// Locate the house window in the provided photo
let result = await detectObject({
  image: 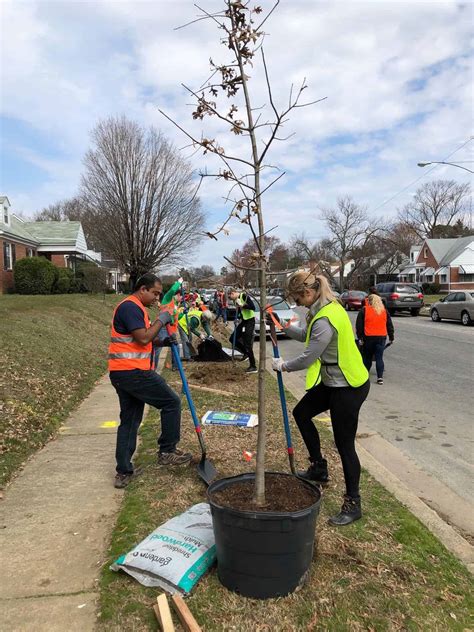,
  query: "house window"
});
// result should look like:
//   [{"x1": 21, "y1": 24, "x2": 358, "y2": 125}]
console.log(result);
[
  {"x1": 3, "y1": 206, "x2": 8, "y2": 224},
  {"x1": 26, "y1": 248, "x2": 34, "y2": 257},
  {"x1": 3, "y1": 242, "x2": 12, "y2": 270},
  {"x1": 424, "y1": 247, "x2": 428, "y2": 258},
  {"x1": 460, "y1": 274, "x2": 474, "y2": 282},
  {"x1": 440, "y1": 274, "x2": 447, "y2": 283},
  {"x1": 425, "y1": 275, "x2": 433, "y2": 282},
  {"x1": 410, "y1": 252, "x2": 414, "y2": 262},
  {"x1": 11, "y1": 244, "x2": 16, "y2": 266}
]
